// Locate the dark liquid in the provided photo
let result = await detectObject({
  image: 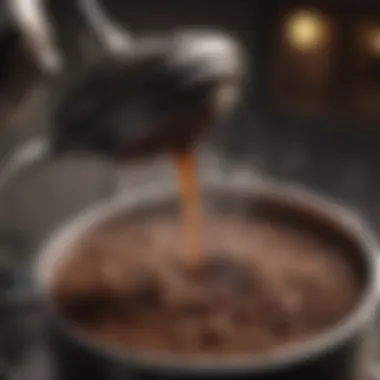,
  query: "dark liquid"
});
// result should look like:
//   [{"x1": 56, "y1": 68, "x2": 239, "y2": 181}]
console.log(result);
[{"x1": 174, "y1": 152, "x2": 202, "y2": 269}]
